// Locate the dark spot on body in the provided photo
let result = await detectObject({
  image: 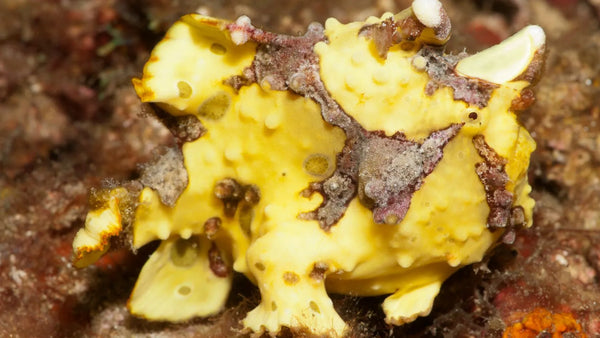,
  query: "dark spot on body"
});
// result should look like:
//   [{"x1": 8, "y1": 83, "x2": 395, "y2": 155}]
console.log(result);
[
  {"x1": 214, "y1": 178, "x2": 261, "y2": 218},
  {"x1": 309, "y1": 262, "x2": 329, "y2": 281},
  {"x1": 208, "y1": 242, "x2": 229, "y2": 278},
  {"x1": 243, "y1": 185, "x2": 261, "y2": 205},
  {"x1": 214, "y1": 178, "x2": 243, "y2": 217},
  {"x1": 204, "y1": 217, "x2": 222, "y2": 239}
]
